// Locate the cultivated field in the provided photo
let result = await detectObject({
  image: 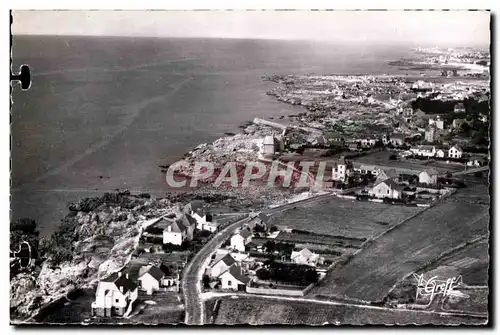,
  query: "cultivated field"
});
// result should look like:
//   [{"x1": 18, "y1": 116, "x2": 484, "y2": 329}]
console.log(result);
[
  {"x1": 310, "y1": 197, "x2": 489, "y2": 302},
  {"x1": 211, "y1": 297, "x2": 486, "y2": 325},
  {"x1": 271, "y1": 197, "x2": 422, "y2": 239}
]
